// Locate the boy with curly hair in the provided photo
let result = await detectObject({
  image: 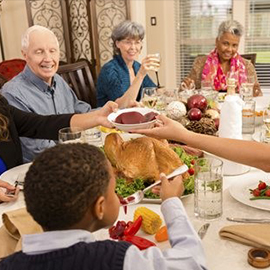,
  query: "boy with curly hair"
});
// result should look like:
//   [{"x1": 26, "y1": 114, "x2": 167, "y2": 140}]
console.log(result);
[{"x1": 0, "y1": 143, "x2": 206, "y2": 270}]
